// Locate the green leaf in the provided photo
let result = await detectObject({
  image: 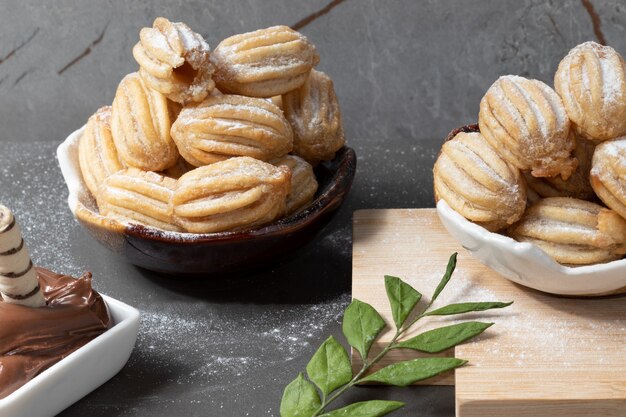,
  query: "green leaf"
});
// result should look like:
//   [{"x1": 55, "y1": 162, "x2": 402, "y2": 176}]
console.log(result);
[
  {"x1": 360, "y1": 357, "x2": 466, "y2": 387},
  {"x1": 319, "y1": 400, "x2": 405, "y2": 417},
  {"x1": 342, "y1": 299, "x2": 386, "y2": 361},
  {"x1": 424, "y1": 301, "x2": 513, "y2": 316},
  {"x1": 306, "y1": 336, "x2": 353, "y2": 396},
  {"x1": 280, "y1": 373, "x2": 322, "y2": 417},
  {"x1": 395, "y1": 322, "x2": 493, "y2": 353},
  {"x1": 429, "y1": 253, "x2": 457, "y2": 305},
  {"x1": 384, "y1": 275, "x2": 422, "y2": 329}
]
